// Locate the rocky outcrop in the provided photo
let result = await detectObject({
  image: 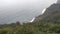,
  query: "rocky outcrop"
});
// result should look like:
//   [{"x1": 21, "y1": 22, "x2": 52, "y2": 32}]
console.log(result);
[{"x1": 33, "y1": 3, "x2": 60, "y2": 23}]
